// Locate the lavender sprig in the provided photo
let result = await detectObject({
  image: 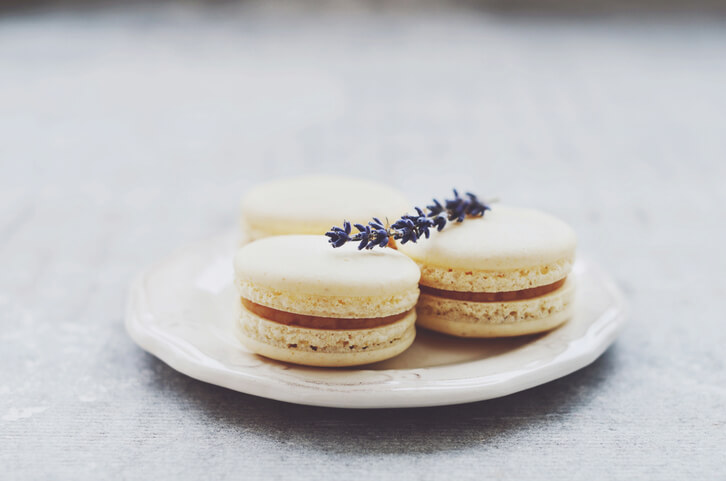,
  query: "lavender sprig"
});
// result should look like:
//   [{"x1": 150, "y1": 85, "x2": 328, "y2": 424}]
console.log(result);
[{"x1": 325, "y1": 189, "x2": 491, "y2": 250}]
